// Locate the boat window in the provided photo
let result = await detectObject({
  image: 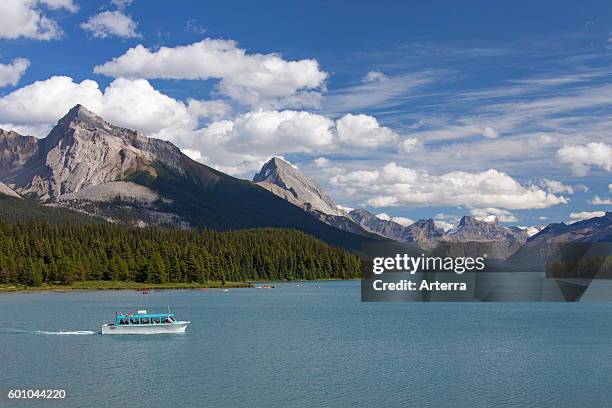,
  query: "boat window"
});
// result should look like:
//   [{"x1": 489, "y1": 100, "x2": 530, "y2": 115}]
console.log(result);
[
  {"x1": 152, "y1": 317, "x2": 161, "y2": 324},
  {"x1": 130, "y1": 318, "x2": 139, "y2": 325},
  {"x1": 119, "y1": 319, "x2": 128, "y2": 325},
  {"x1": 142, "y1": 318, "x2": 150, "y2": 324}
]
